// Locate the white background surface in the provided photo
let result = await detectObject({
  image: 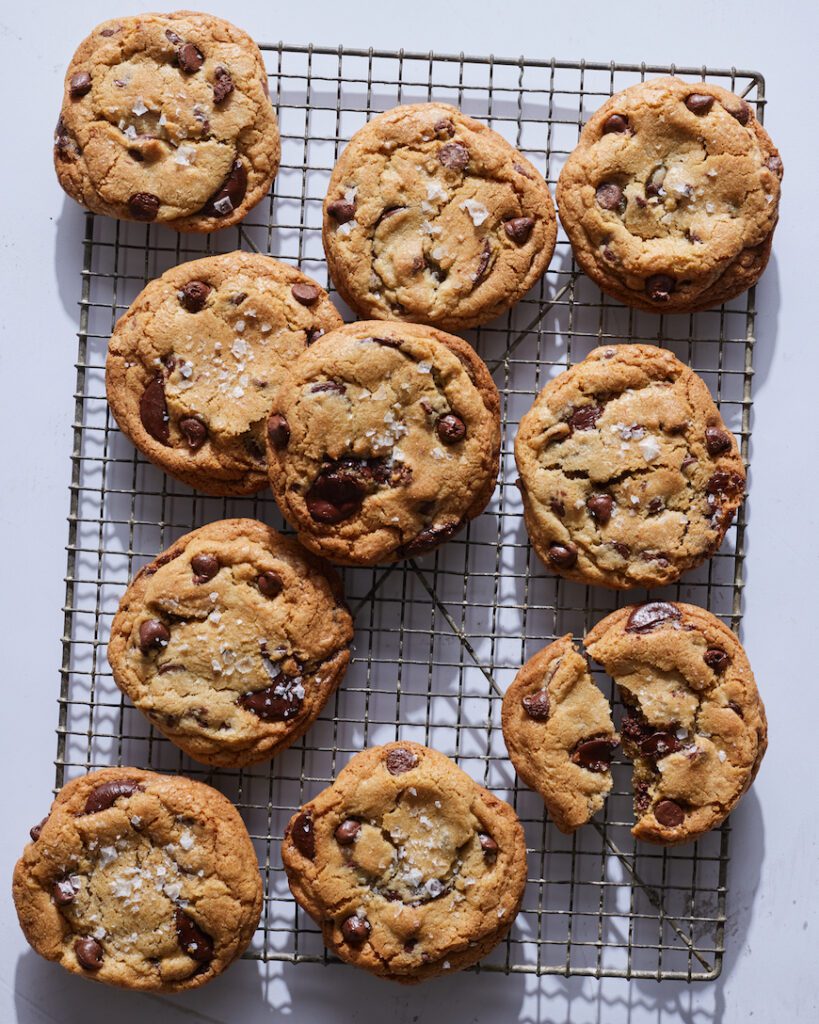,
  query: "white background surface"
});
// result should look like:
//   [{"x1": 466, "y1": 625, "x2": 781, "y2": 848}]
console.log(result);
[{"x1": 1, "y1": 2, "x2": 817, "y2": 1021}]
